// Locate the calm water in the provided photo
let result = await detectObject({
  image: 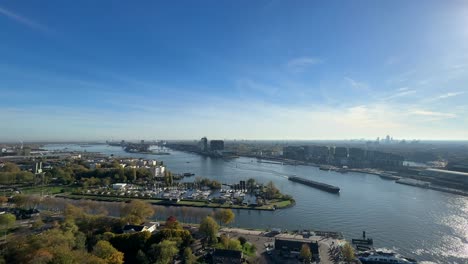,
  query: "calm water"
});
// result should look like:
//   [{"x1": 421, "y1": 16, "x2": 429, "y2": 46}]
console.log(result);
[{"x1": 46, "y1": 144, "x2": 468, "y2": 264}]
